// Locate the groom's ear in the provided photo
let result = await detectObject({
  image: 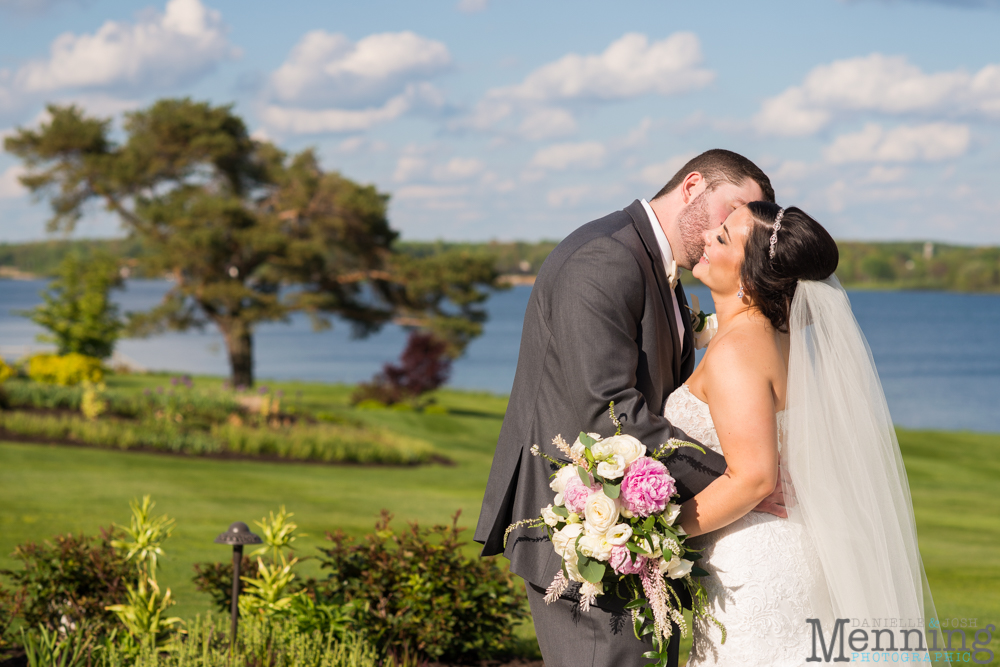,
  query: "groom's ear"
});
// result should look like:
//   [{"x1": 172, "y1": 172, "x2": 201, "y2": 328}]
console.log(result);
[{"x1": 679, "y1": 171, "x2": 707, "y2": 205}]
